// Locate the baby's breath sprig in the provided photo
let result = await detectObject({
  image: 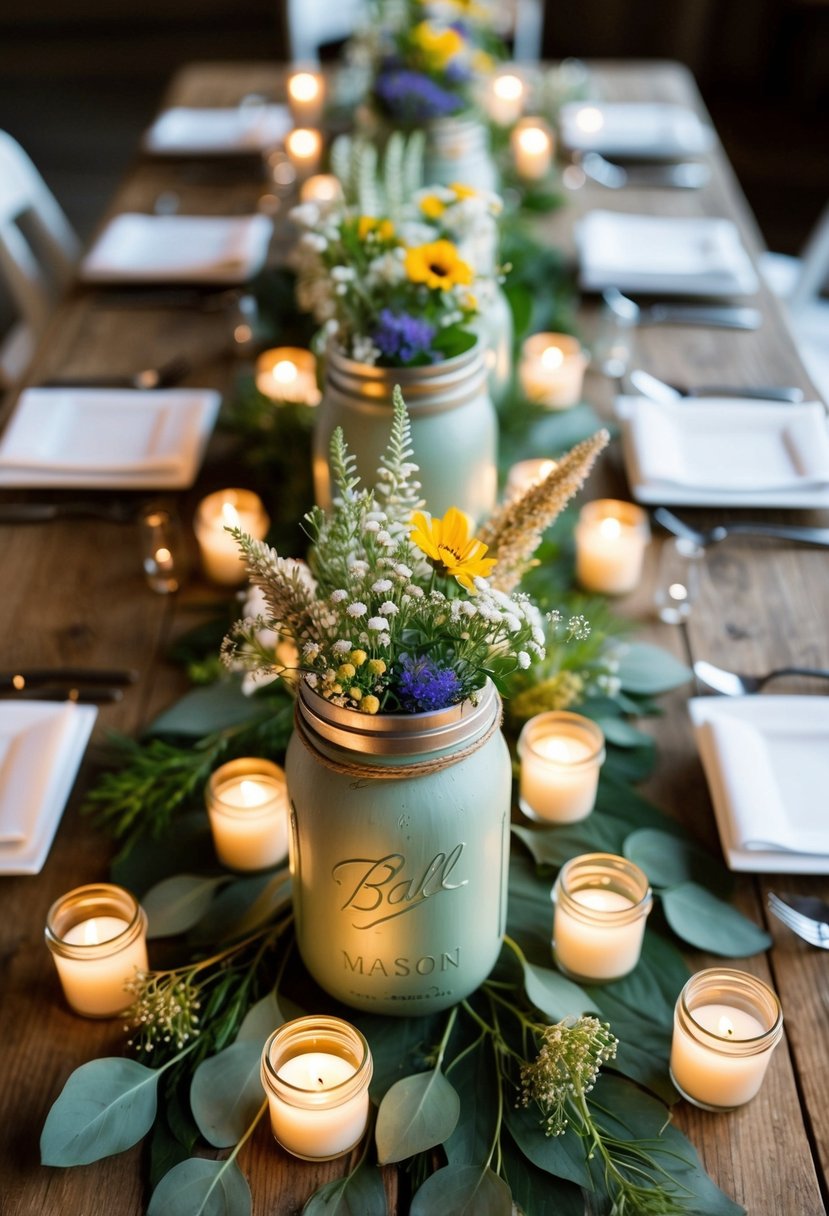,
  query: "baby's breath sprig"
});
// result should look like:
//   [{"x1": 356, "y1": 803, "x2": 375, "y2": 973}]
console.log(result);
[{"x1": 520, "y1": 1015, "x2": 618, "y2": 1137}]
